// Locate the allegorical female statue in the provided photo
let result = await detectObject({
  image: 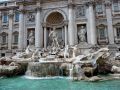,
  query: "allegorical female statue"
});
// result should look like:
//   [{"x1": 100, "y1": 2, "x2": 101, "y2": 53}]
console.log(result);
[
  {"x1": 78, "y1": 26, "x2": 86, "y2": 43},
  {"x1": 28, "y1": 30, "x2": 35, "y2": 45}
]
